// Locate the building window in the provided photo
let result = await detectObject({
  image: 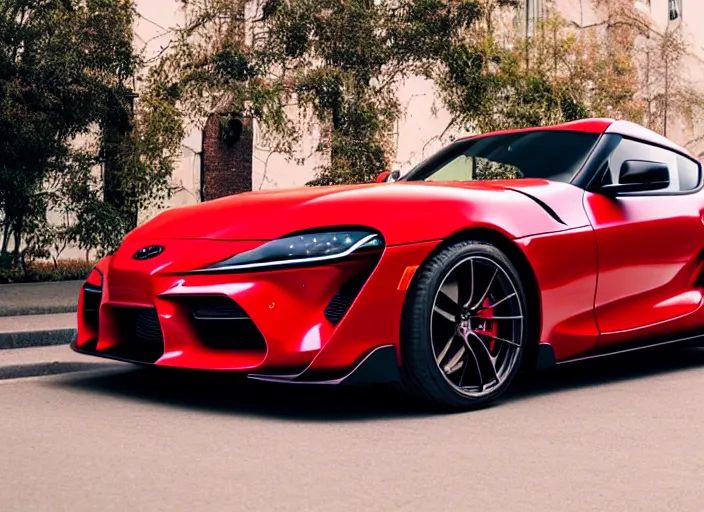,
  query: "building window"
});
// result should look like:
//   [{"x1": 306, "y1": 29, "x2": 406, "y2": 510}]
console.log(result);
[
  {"x1": 634, "y1": 0, "x2": 650, "y2": 13},
  {"x1": 515, "y1": 0, "x2": 547, "y2": 38}
]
